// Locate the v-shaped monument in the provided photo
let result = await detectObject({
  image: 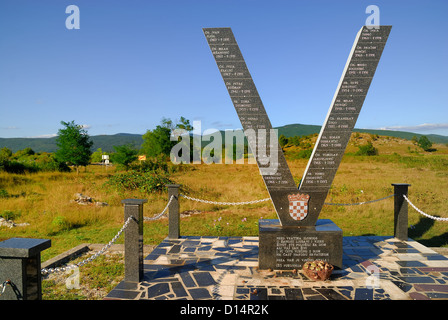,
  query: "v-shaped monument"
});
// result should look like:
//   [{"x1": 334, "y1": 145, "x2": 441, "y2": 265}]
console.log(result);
[{"x1": 204, "y1": 26, "x2": 391, "y2": 269}]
